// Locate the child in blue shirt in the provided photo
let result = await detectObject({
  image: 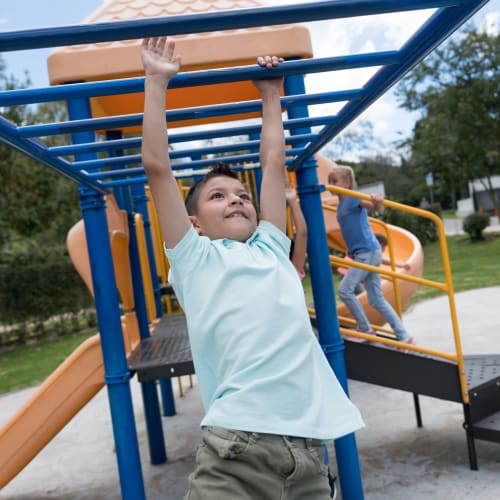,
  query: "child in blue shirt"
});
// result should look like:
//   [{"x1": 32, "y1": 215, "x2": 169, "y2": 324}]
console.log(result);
[
  {"x1": 141, "y1": 37, "x2": 363, "y2": 500},
  {"x1": 328, "y1": 165, "x2": 415, "y2": 347}
]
